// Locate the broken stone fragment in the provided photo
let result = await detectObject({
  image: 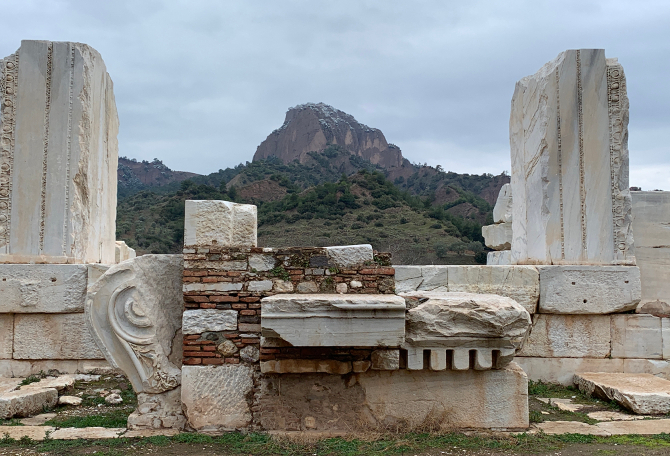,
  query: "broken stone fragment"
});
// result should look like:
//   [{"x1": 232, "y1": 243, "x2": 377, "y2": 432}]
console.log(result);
[
  {"x1": 184, "y1": 200, "x2": 257, "y2": 248},
  {"x1": 105, "y1": 393, "x2": 123, "y2": 405},
  {"x1": 0, "y1": 388, "x2": 58, "y2": 419},
  {"x1": 482, "y1": 223, "x2": 512, "y2": 251},
  {"x1": 58, "y1": 396, "x2": 82, "y2": 406},
  {"x1": 636, "y1": 300, "x2": 670, "y2": 318},
  {"x1": 492, "y1": 184, "x2": 513, "y2": 224},
  {"x1": 576, "y1": 373, "x2": 670, "y2": 415}
]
